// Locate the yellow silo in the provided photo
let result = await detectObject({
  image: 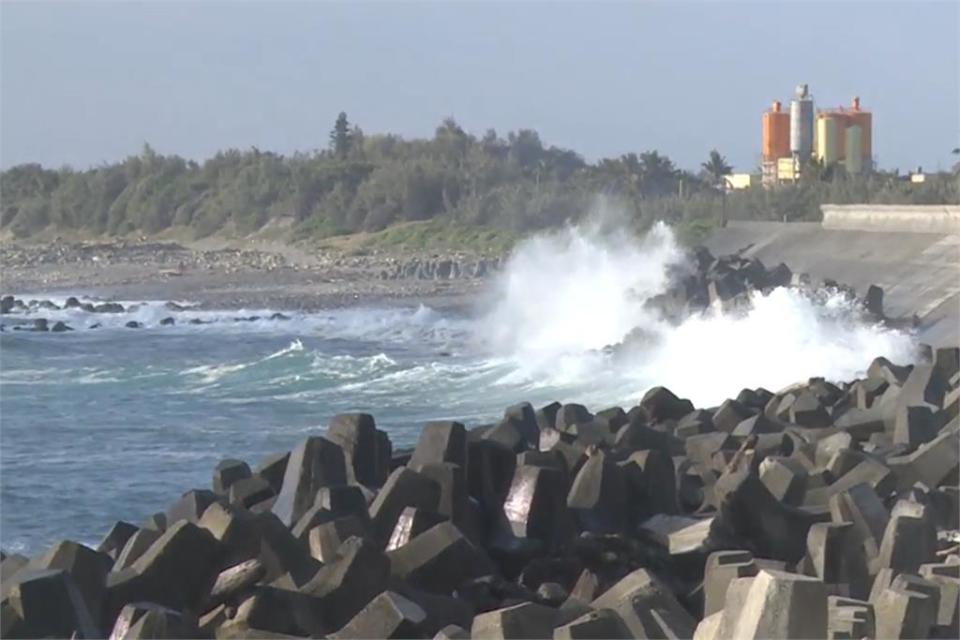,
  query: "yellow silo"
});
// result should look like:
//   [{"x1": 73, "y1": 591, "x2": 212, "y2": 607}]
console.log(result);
[
  {"x1": 816, "y1": 114, "x2": 842, "y2": 166},
  {"x1": 845, "y1": 125, "x2": 863, "y2": 174}
]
